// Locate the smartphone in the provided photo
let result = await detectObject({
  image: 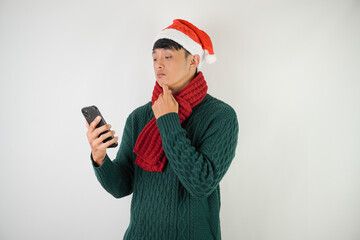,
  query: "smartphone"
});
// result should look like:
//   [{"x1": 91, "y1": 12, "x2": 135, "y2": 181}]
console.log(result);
[{"x1": 81, "y1": 105, "x2": 118, "y2": 148}]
